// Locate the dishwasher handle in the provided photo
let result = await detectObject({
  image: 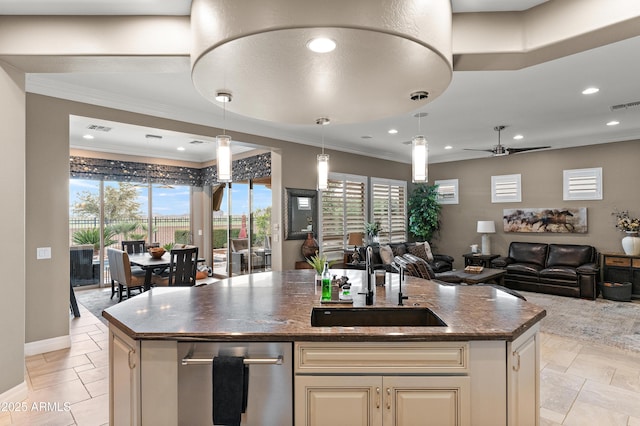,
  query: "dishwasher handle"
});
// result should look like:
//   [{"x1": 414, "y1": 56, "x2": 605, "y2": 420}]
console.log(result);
[{"x1": 181, "y1": 355, "x2": 284, "y2": 366}]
